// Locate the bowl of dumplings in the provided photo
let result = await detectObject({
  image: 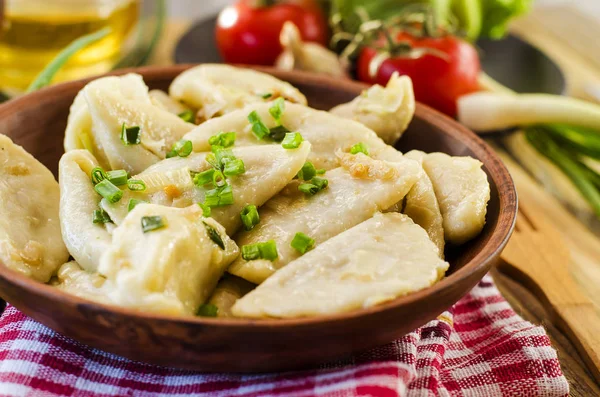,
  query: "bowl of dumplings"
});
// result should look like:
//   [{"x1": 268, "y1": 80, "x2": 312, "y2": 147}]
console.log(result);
[{"x1": 0, "y1": 64, "x2": 516, "y2": 372}]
